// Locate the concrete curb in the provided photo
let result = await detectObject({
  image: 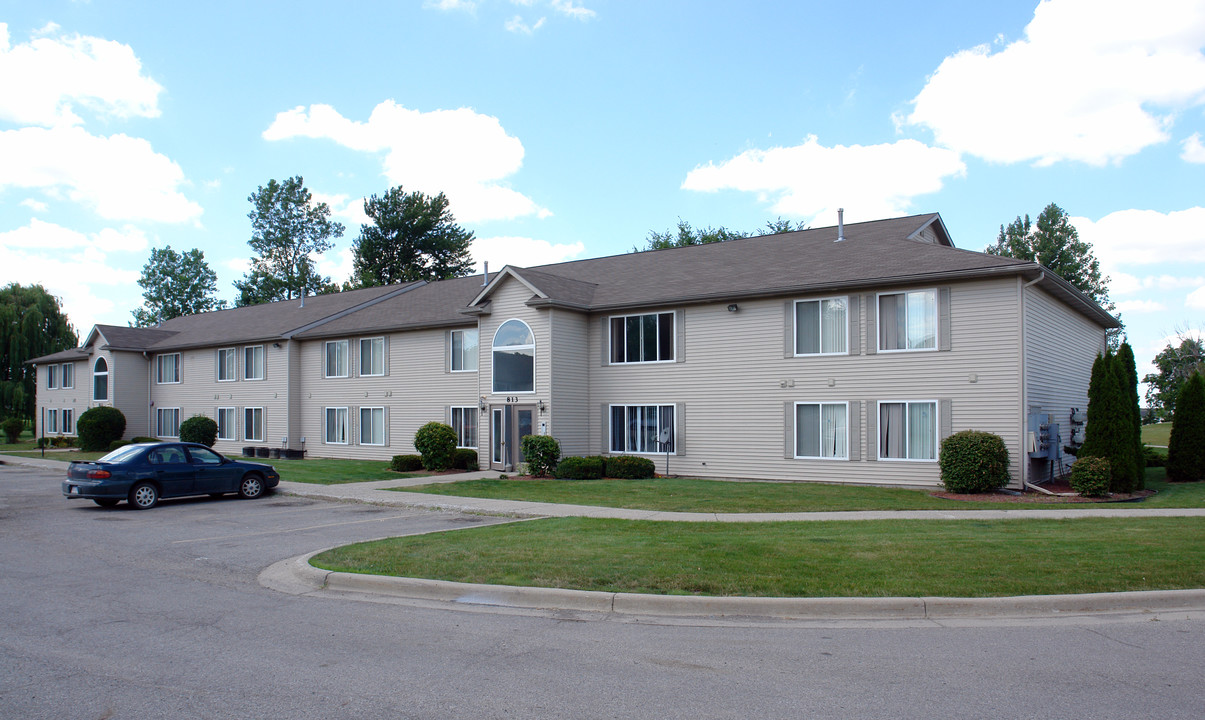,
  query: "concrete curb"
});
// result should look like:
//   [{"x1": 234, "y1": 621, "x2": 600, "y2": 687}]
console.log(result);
[{"x1": 261, "y1": 553, "x2": 1205, "y2": 620}]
